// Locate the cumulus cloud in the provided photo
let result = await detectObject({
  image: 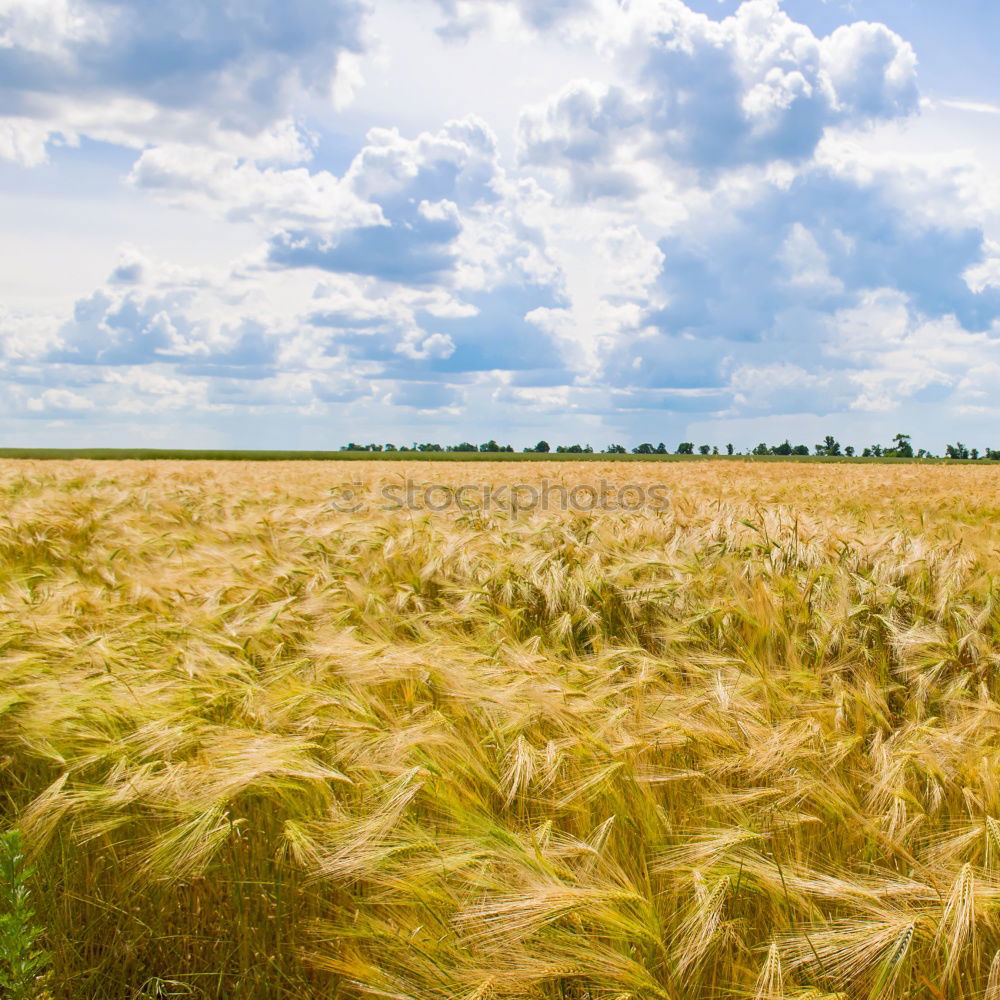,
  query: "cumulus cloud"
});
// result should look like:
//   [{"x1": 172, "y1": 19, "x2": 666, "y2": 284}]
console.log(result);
[
  {"x1": 578, "y1": 128, "x2": 1000, "y2": 432},
  {"x1": 304, "y1": 271, "x2": 565, "y2": 377},
  {"x1": 0, "y1": 116, "x2": 66, "y2": 166},
  {"x1": 269, "y1": 203, "x2": 462, "y2": 283},
  {"x1": 264, "y1": 117, "x2": 561, "y2": 298},
  {"x1": 264, "y1": 119, "x2": 502, "y2": 281},
  {"x1": 17, "y1": 108, "x2": 564, "y2": 398},
  {"x1": 129, "y1": 147, "x2": 383, "y2": 229},
  {"x1": 2, "y1": 222, "x2": 569, "y2": 428},
  {"x1": 517, "y1": 81, "x2": 647, "y2": 200},
  {"x1": 395, "y1": 331, "x2": 456, "y2": 361},
  {"x1": 826, "y1": 293, "x2": 1000, "y2": 415},
  {"x1": 25, "y1": 387, "x2": 95, "y2": 414},
  {"x1": 822, "y1": 21, "x2": 919, "y2": 120},
  {"x1": 32, "y1": 254, "x2": 289, "y2": 375},
  {"x1": 0, "y1": 0, "x2": 368, "y2": 162},
  {"x1": 518, "y1": 0, "x2": 919, "y2": 190}
]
